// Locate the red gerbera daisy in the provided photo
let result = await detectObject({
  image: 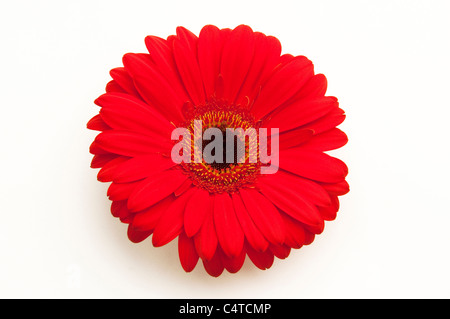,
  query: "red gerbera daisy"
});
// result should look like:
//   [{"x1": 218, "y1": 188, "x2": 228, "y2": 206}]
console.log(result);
[{"x1": 87, "y1": 24, "x2": 349, "y2": 277}]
